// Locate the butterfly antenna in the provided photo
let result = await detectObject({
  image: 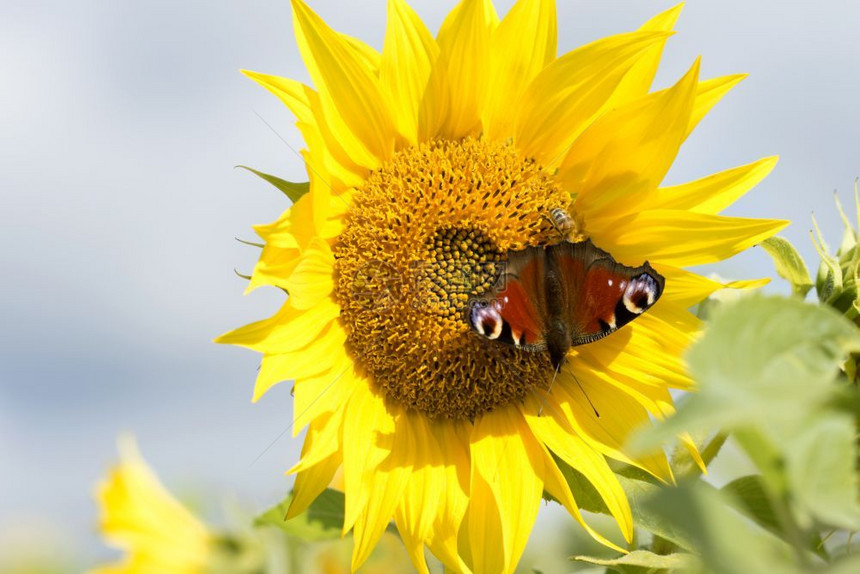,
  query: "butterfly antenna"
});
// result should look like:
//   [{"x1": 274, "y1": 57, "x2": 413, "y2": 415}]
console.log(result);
[
  {"x1": 537, "y1": 362, "x2": 561, "y2": 417},
  {"x1": 570, "y1": 369, "x2": 600, "y2": 418}
]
